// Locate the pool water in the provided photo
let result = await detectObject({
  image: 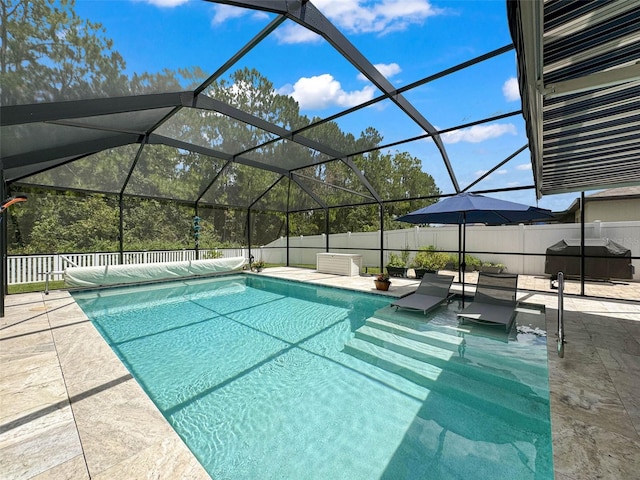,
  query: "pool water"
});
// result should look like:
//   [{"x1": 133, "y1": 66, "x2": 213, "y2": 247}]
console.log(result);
[{"x1": 73, "y1": 274, "x2": 554, "y2": 479}]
